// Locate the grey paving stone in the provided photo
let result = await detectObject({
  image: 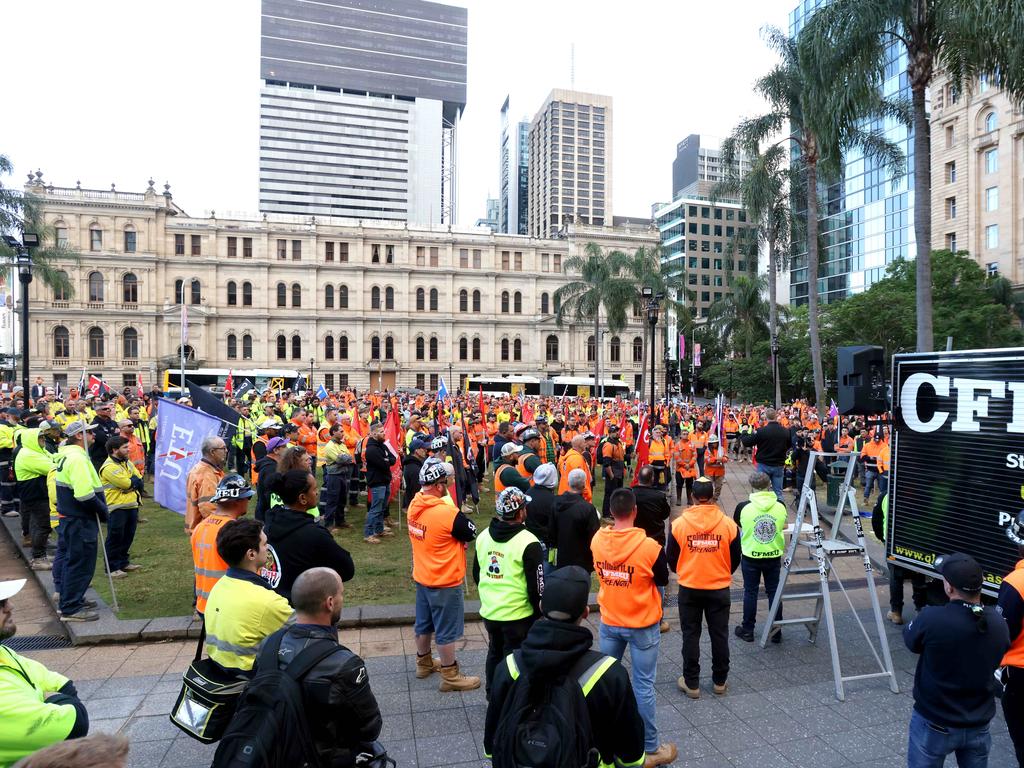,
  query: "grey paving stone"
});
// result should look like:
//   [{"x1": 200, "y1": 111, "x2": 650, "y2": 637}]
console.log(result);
[
  {"x1": 742, "y1": 712, "x2": 822, "y2": 744},
  {"x1": 379, "y1": 712, "x2": 413, "y2": 744},
  {"x1": 773, "y1": 736, "x2": 852, "y2": 768},
  {"x1": 417, "y1": 732, "x2": 478, "y2": 766},
  {"x1": 726, "y1": 746, "x2": 794, "y2": 767},
  {"x1": 376, "y1": 691, "x2": 413, "y2": 715},
  {"x1": 365, "y1": 654, "x2": 409, "y2": 674},
  {"x1": 126, "y1": 738, "x2": 173, "y2": 768},
  {"x1": 382, "y1": 738, "x2": 417, "y2": 768},
  {"x1": 82, "y1": 693, "x2": 144, "y2": 720},
  {"x1": 413, "y1": 707, "x2": 470, "y2": 737},
  {"x1": 370, "y1": 672, "x2": 411, "y2": 693},
  {"x1": 820, "y1": 728, "x2": 902, "y2": 763},
  {"x1": 410, "y1": 687, "x2": 471, "y2": 712},
  {"x1": 134, "y1": 692, "x2": 176, "y2": 718},
  {"x1": 675, "y1": 755, "x2": 731, "y2": 768},
  {"x1": 160, "y1": 735, "x2": 216, "y2": 767},
  {"x1": 91, "y1": 674, "x2": 161, "y2": 699},
  {"x1": 697, "y1": 719, "x2": 771, "y2": 755},
  {"x1": 721, "y1": 690, "x2": 775, "y2": 720},
  {"x1": 122, "y1": 714, "x2": 182, "y2": 743},
  {"x1": 140, "y1": 615, "x2": 194, "y2": 641},
  {"x1": 88, "y1": 717, "x2": 127, "y2": 734},
  {"x1": 657, "y1": 727, "x2": 719, "y2": 760}
]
